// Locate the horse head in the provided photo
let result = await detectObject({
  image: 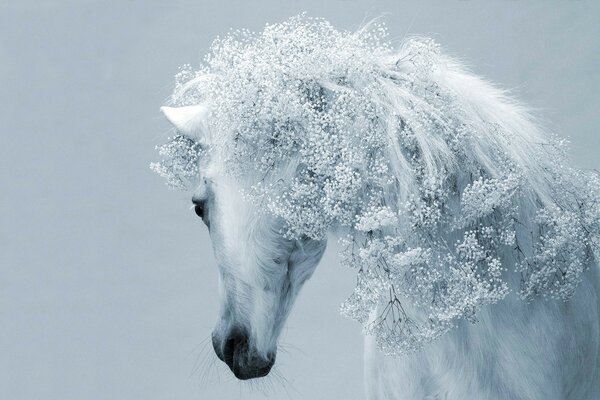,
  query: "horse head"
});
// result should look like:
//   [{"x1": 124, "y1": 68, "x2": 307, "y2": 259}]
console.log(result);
[{"x1": 161, "y1": 105, "x2": 327, "y2": 380}]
